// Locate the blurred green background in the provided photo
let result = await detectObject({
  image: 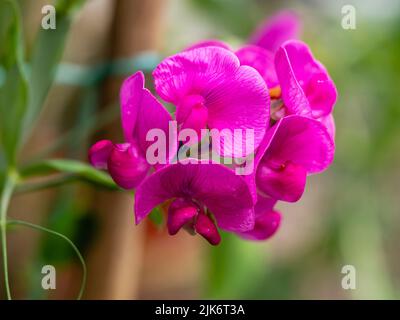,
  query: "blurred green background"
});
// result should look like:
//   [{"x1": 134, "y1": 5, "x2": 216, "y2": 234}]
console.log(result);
[{"x1": 1, "y1": 0, "x2": 400, "y2": 300}]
